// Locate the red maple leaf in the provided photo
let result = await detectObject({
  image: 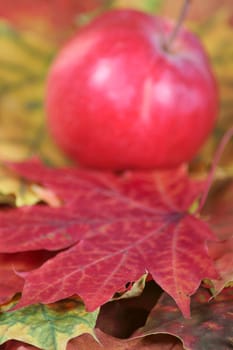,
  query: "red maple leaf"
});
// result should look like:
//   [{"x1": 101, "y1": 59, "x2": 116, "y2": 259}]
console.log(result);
[{"x1": 0, "y1": 159, "x2": 218, "y2": 317}]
